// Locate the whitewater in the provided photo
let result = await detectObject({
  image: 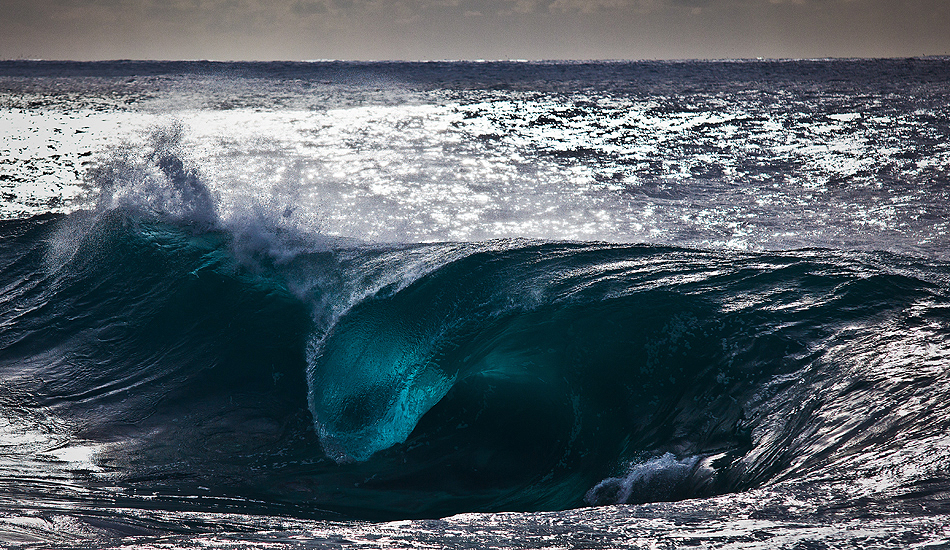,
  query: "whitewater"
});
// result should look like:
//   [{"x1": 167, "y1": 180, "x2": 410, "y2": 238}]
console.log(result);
[{"x1": 1, "y1": 58, "x2": 950, "y2": 548}]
